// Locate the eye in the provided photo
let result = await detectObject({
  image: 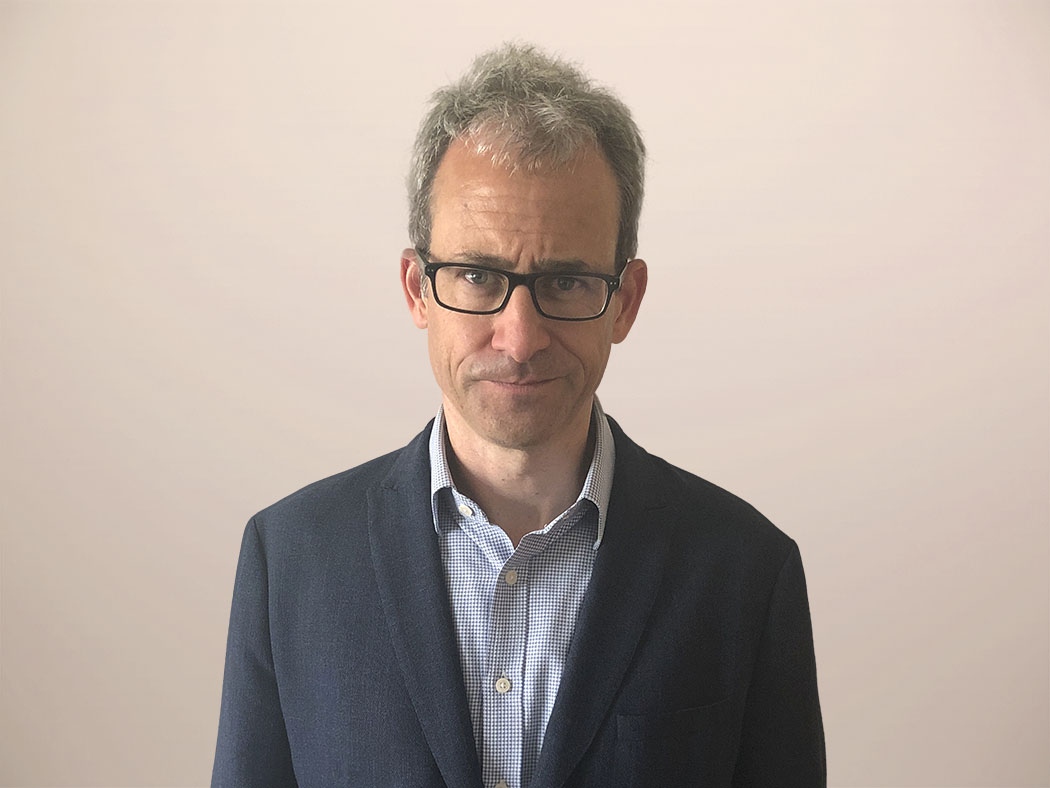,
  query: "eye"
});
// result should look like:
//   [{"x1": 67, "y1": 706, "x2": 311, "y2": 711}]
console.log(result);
[
  {"x1": 553, "y1": 276, "x2": 582, "y2": 292},
  {"x1": 462, "y1": 269, "x2": 490, "y2": 286}
]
